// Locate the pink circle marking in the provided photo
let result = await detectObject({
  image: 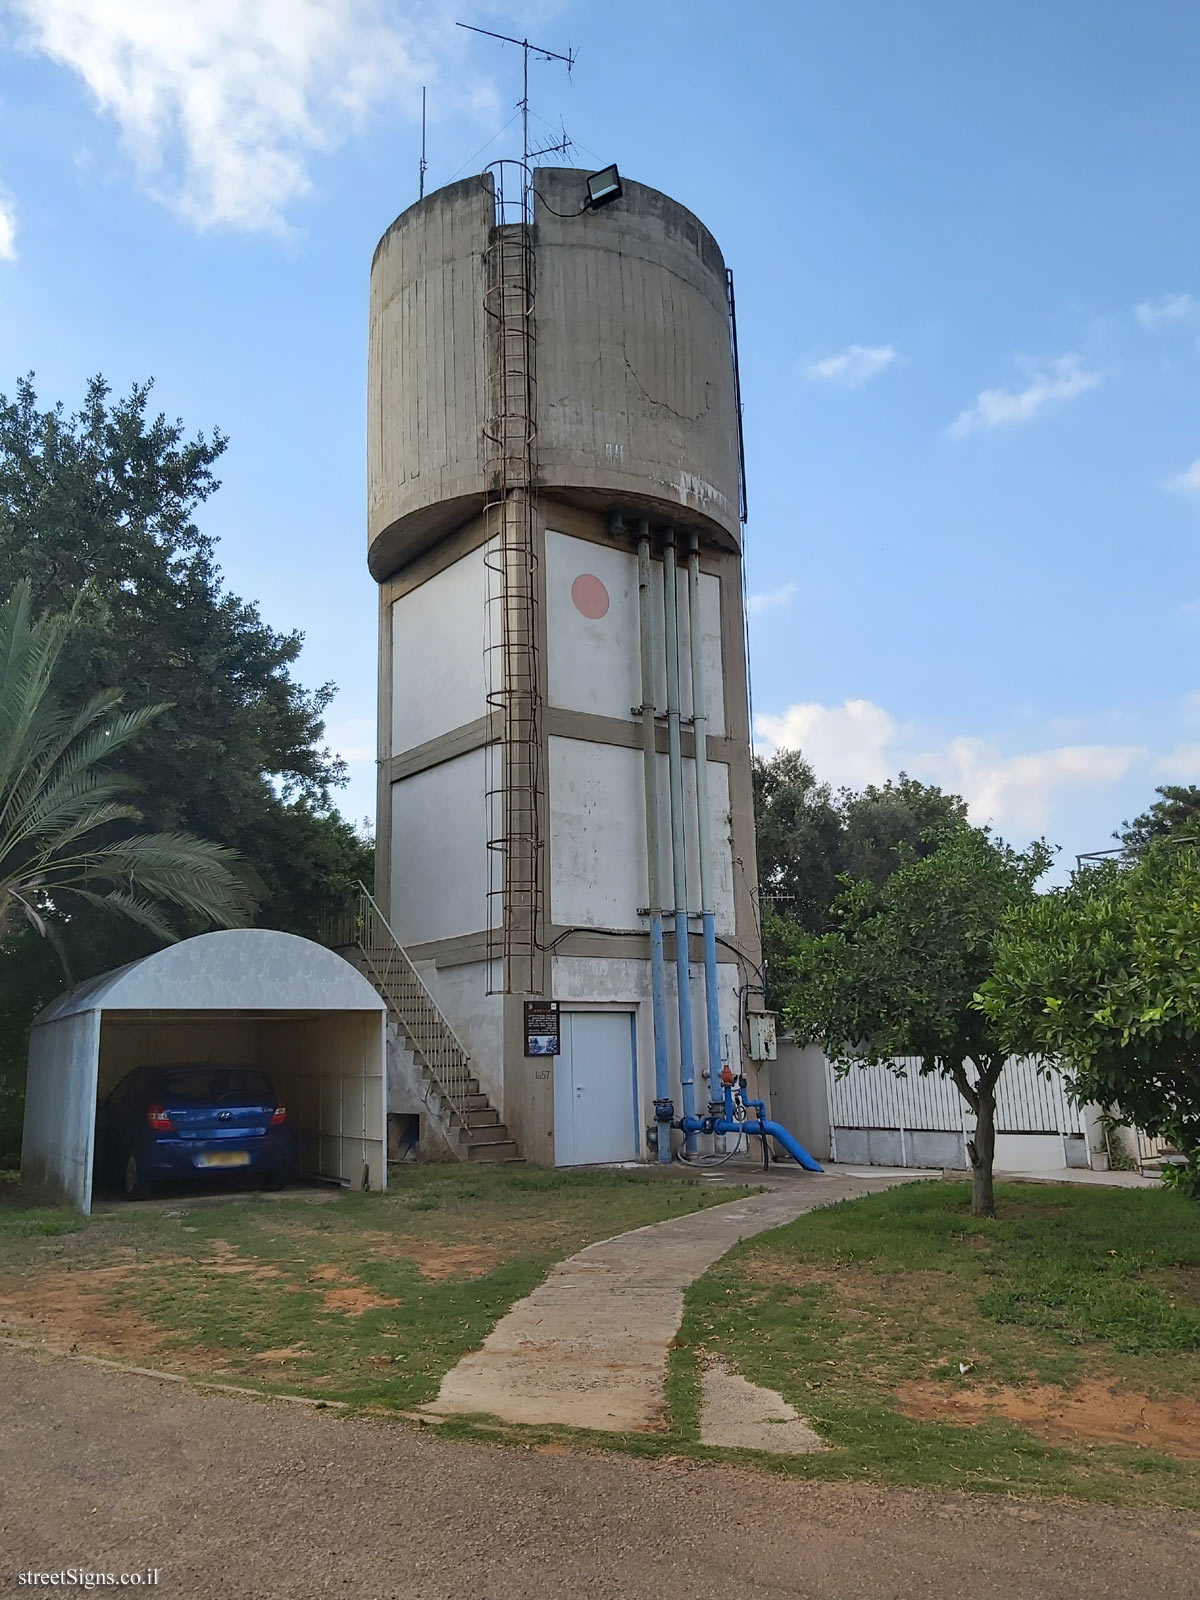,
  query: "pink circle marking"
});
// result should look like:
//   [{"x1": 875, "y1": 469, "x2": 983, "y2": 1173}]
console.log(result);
[{"x1": 571, "y1": 573, "x2": 610, "y2": 620}]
